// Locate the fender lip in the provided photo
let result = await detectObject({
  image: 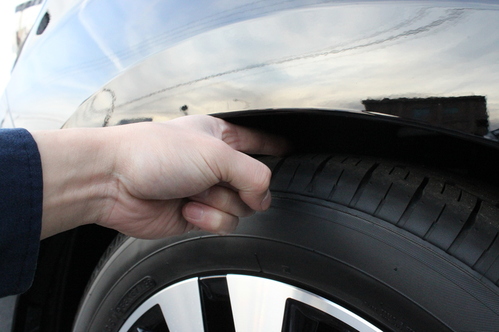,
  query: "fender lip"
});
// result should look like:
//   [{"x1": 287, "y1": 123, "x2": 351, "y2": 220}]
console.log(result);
[
  {"x1": 213, "y1": 108, "x2": 499, "y2": 148},
  {"x1": 62, "y1": 93, "x2": 499, "y2": 147},
  {"x1": 211, "y1": 107, "x2": 499, "y2": 187}
]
